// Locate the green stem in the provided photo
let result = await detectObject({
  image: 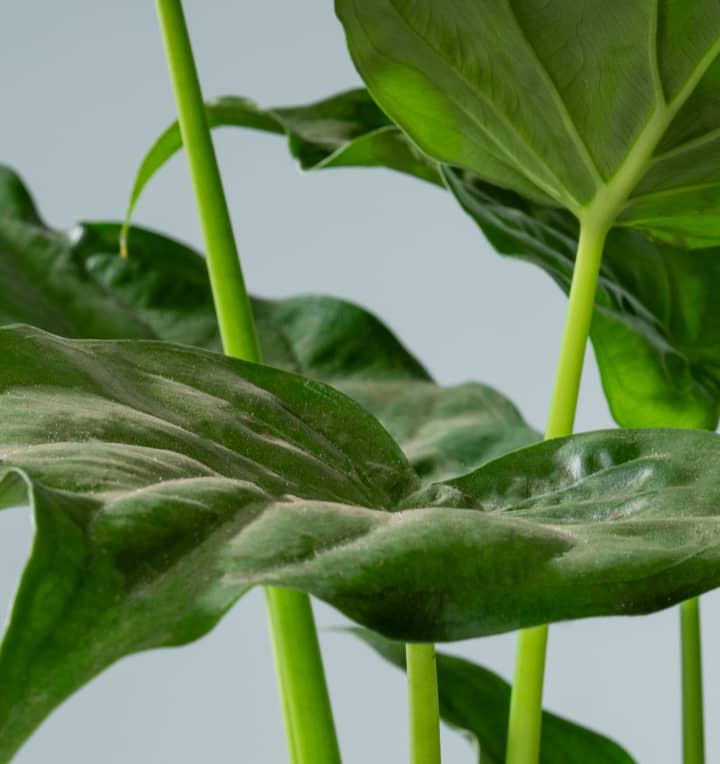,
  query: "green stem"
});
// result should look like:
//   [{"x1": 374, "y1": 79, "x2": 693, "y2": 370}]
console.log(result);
[
  {"x1": 505, "y1": 626, "x2": 548, "y2": 764},
  {"x1": 407, "y1": 643, "x2": 442, "y2": 764},
  {"x1": 505, "y1": 218, "x2": 608, "y2": 764},
  {"x1": 680, "y1": 598, "x2": 705, "y2": 764},
  {"x1": 154, "y1": 0, "x2": 259, "y2": 363},
  {"x1": 266, "y1": 589, "x2": 342, "y2": 764},
  {"x1": 154, "y1": 3, "x2": 340, "y2": 763}
]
